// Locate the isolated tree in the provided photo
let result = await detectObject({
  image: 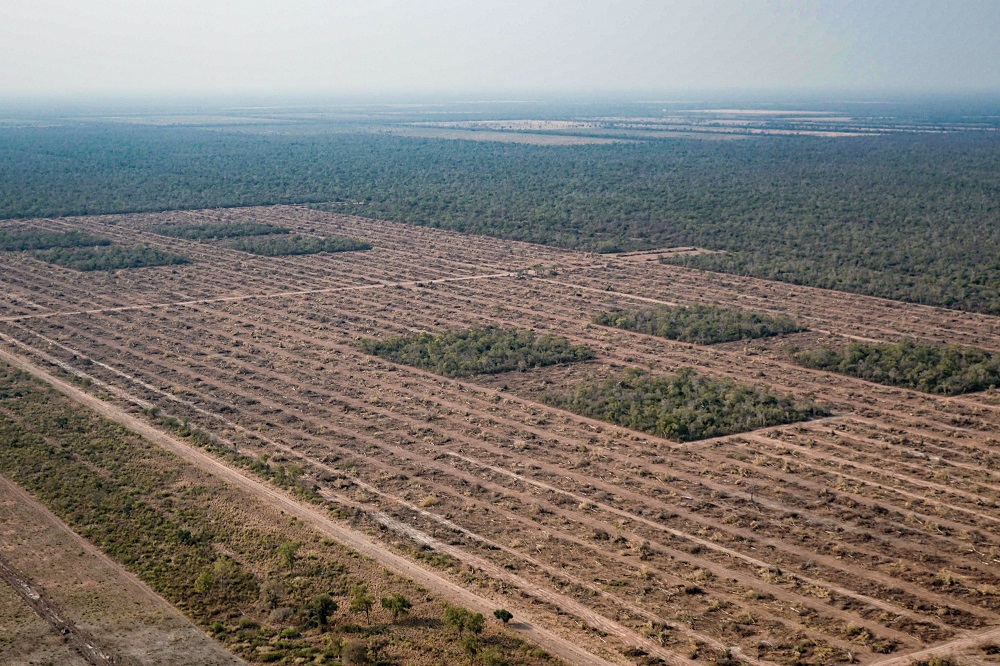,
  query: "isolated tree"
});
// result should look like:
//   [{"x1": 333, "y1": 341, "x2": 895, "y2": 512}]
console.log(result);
[
  {"x1": 493, "y1": 608, "x2": 513, "y2": 624},
  {"x1": 380, "y1": 593, "x2": 412, "y2": 622},
  {"x1": 259, "y1": 579, "x2": 285, "y2": 610},
  {"x1": 349, "y1": 584, "x2": 375, "y2": 625},
  {"x1": 310, "y1": 593, "x2": 338, "y2": 630},
  {"x1": 277, "y1": 540, "x2": 300, "y2": 567}
]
